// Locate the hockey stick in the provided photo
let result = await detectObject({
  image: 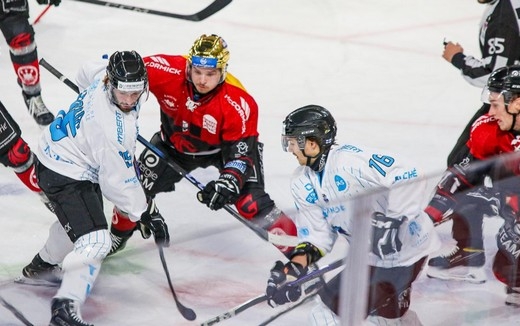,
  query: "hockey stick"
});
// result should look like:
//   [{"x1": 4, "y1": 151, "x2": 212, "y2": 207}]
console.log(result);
[
  {"x1": 258, "y1": 292, "x2": 318, "y2": 326},
  {"x1": 137, "y1": 134, "x2": 299, "y2": 248},
  {"x1": 38, "y1": 58, "x2": 299, "y2": 249},
  {"x1": 70, "y1": 0, "x2": 232, "y2": 21},
  {"x1": 158, "y1": 246, "x2": 196, "y2": 321},
  {"x1": 33, "y1": 4, "x2": 52, "y2": 25},
  {"x1": 200, "y1": 259, "x2": 344, "y2": 326},
  {"x1": 38, "y1": 58, "x2": 196, "y2": 321},
  {"x1": 0, "y1": 296, "x2": 34, "y2": 326}
]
